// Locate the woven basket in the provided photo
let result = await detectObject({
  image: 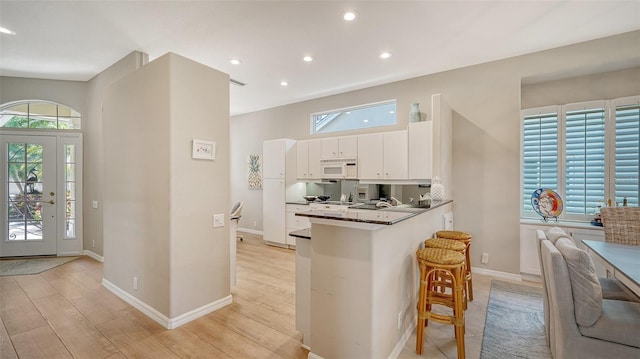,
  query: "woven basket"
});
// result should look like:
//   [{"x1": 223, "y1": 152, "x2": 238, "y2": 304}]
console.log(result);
[{"x1": 600, "y1": 207, "x2": 640, "y2": 245}]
